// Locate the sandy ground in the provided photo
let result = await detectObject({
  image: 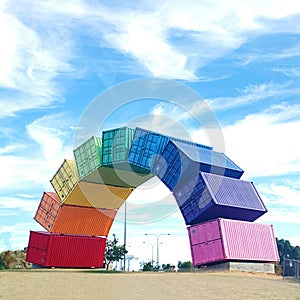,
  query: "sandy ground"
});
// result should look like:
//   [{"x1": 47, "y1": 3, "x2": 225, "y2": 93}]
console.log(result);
[{"x1": 0, "y1": 269, "x2": 299, "y2": 300}]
